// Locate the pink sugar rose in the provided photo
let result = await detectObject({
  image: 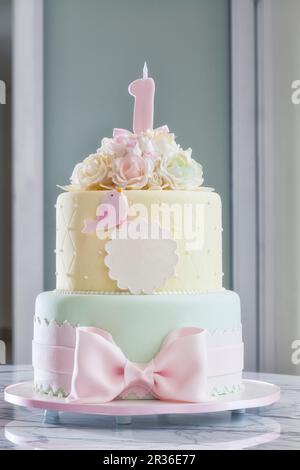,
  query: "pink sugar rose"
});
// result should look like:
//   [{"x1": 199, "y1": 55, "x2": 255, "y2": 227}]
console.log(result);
[
  {"x1": 113, "y1": 134, "x2": 138, "y2": 157},
  {"x1": 112, "y1": 154, "x2": 152, "y2": 189}
]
